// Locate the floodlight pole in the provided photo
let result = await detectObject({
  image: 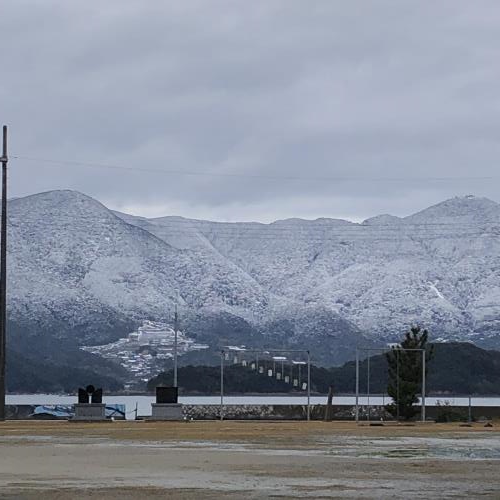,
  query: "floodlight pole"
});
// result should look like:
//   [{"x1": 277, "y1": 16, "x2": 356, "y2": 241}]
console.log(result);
[
  {"x1": 421, "y1": 350, "x2": 426, "y2": 422},
  {"x1": 357, "y1": 346, "x2": 425, "y2": 424},
  {"x1": 0, "y1": 125, "x2": 7, "y2": 422},
  {"x1": 355, "y1": 349, "x2": 359, "y2": 423},
  {"x1": 219, "y1": 347, "x2": 310, "y2": 420},
  {"x1": 306, "y1": 350, "x2": 311, "y2": 421},
  {"x1": 367, "y1": 354, "x2": 371, "y2": 421},
  {"x1": 396, "y1": 349, "x2": 400, "y2": 422},
  {"x1": 220, "y1": 350, "x2": 224, "y2": 421},
  {"x1": 173, "y1": 302, "x2": 178, "y2": 387}
]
